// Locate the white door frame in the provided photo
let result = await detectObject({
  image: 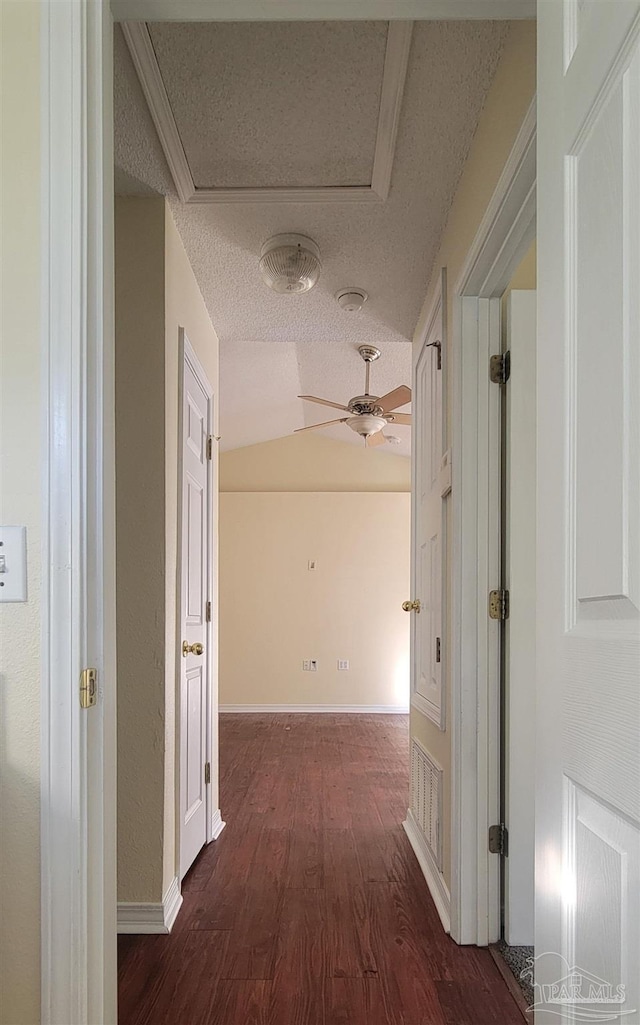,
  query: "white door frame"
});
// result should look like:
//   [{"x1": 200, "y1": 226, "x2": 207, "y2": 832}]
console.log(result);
[
  {"x1": 177, "y1": 331, "x2": 219, "y2": 873},
  {"x1": 448, "y1": 98, "x2": 536, "y2": 946},
  {"x1": 40, "y1": 1, "x2": 116, "y2": 1022}
]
